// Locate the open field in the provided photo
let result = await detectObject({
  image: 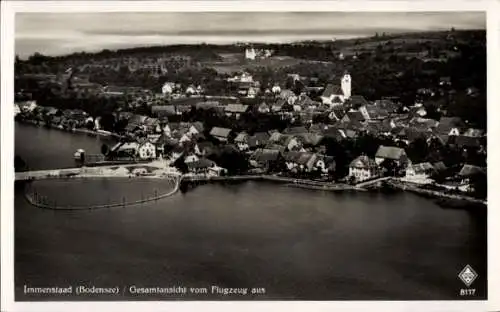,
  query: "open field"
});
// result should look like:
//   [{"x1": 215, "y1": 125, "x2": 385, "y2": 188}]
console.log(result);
[{"x1": 206, "y1": 55, "x2": 314, "y2": 74}]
